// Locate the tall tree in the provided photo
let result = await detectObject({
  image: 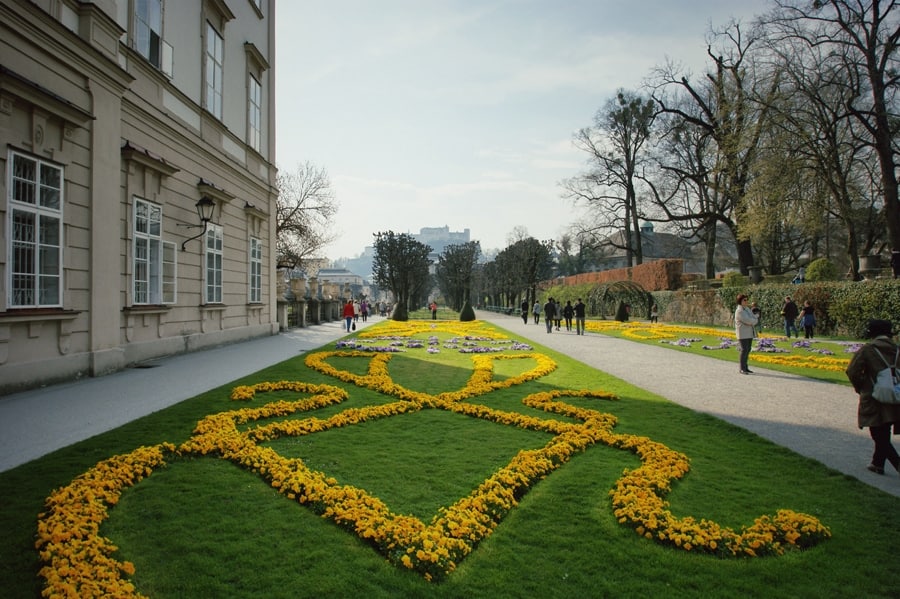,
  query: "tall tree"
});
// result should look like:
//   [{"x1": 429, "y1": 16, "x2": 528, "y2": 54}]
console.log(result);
[
  {"x1": 651, "y1": 22, "x2": 775, "y2": 274},
  {"x1": 769, "y1": 0, "x2": 900, "y2": 255},
  {"x1": 435, "y1": 241, "x2": 481, "y2": 312},
  {"x1": 371, "y1": 231, "x2": 432, "y2": 321},
  {"x1": 755, "y1": 28, "x2": 884, "y2": 277},
  {"x1": 275, "y1": 162, "x2": 338, "y2": 269},
  {"x1": 504, "y1": 236, "x2": 555, "y2": 305},
  {"x1": 564, "y1": 90, "x2": 656, "y2": 266}
]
